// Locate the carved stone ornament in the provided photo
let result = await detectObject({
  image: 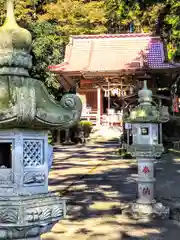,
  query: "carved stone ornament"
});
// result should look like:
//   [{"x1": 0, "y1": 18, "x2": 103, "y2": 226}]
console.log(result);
[
  {"x1": 0, "y1": 208, "x2": 18, "y2": 223},
  {"x1": 0, "y1": 193, "x2": 65, "y2": 239},
  {"x1": 0, "y1": 171, "x2": 13, "y2": 184},
  {"x1": 25, "y1": 206, "x2": 63, "y2": 222},
  {"x1": 24, "y1": 172, "x2": 46, "y2": 184},
  {"x1": 23, "y1": 139, "x2": 44, "y2": 167}
]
